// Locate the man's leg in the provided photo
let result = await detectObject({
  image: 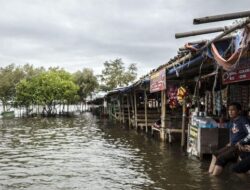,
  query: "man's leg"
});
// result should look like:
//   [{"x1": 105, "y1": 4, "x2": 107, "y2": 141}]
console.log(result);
[
  {"x1": 209, "y1": 146, "x2": 232, "y2": 174},
  {"x1": 209, "y1": 155, "x2": 217, "y2": 173},
  {"x1": 212, "y1": 165, "x2": 223, "y2": 176},
  {"x1": 212, "y1": 146, "x2": 239, "y2": 176}
]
